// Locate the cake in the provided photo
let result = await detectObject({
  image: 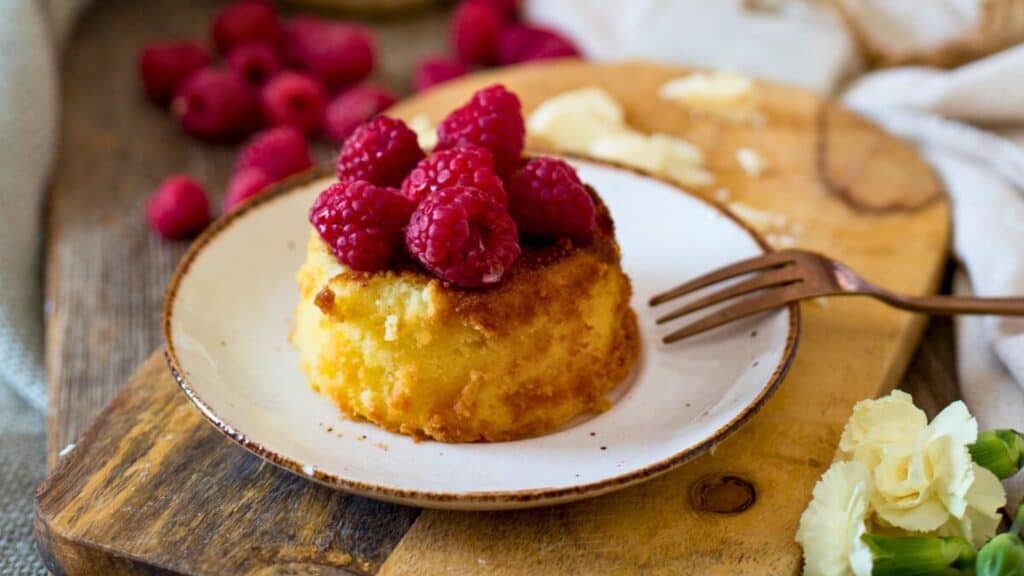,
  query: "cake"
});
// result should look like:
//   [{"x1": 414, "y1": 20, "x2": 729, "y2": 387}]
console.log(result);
[{"x1": 292, "y1": 84, "x2": 639, "y2": 442}]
